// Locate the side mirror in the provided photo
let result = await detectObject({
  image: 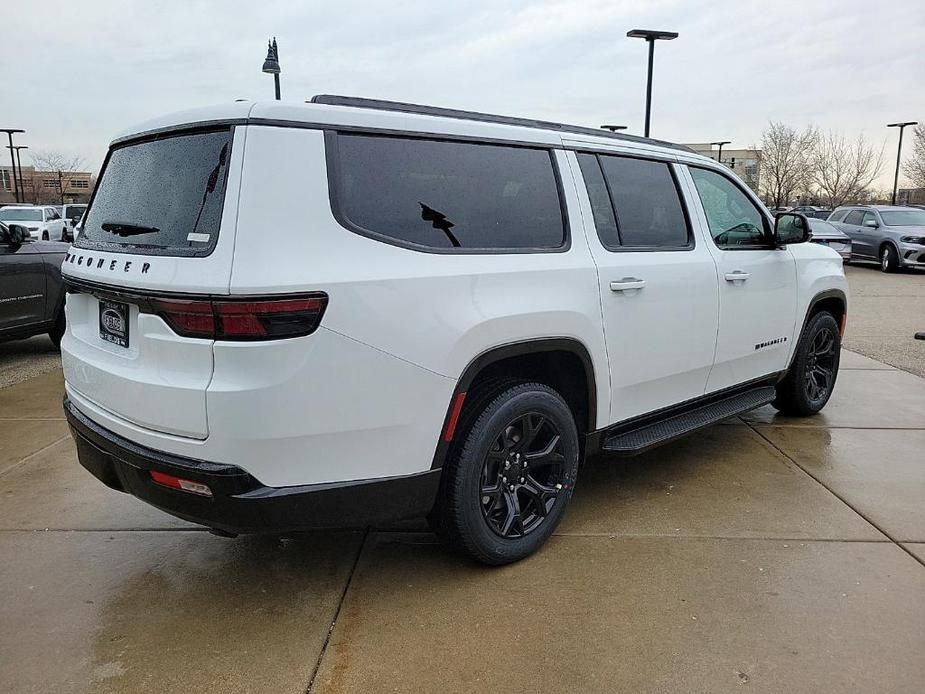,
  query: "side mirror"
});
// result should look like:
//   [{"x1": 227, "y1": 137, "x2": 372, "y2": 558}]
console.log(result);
[
  {"x1": 774, "y1": 213, "x2": 810, "y2": 245},
  {"x1": 7, "y1": 224, "x2": 29, "y2": 245},
  {"x1": 863, "y1": 219, "x2": 879, "y2": 228}
]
